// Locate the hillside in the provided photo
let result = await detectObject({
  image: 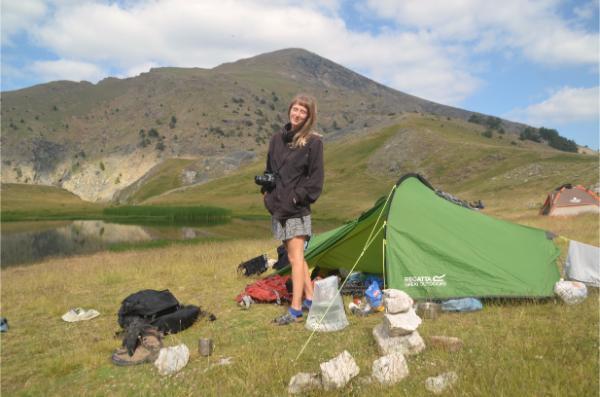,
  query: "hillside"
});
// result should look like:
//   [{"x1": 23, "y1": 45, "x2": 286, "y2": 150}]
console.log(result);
[
  {"x1": 1, "y1": 48, "x2": 556, "y2": 203},
  {"x1": 145, "y1": 114, "x2": 598, "y2": 222}
]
